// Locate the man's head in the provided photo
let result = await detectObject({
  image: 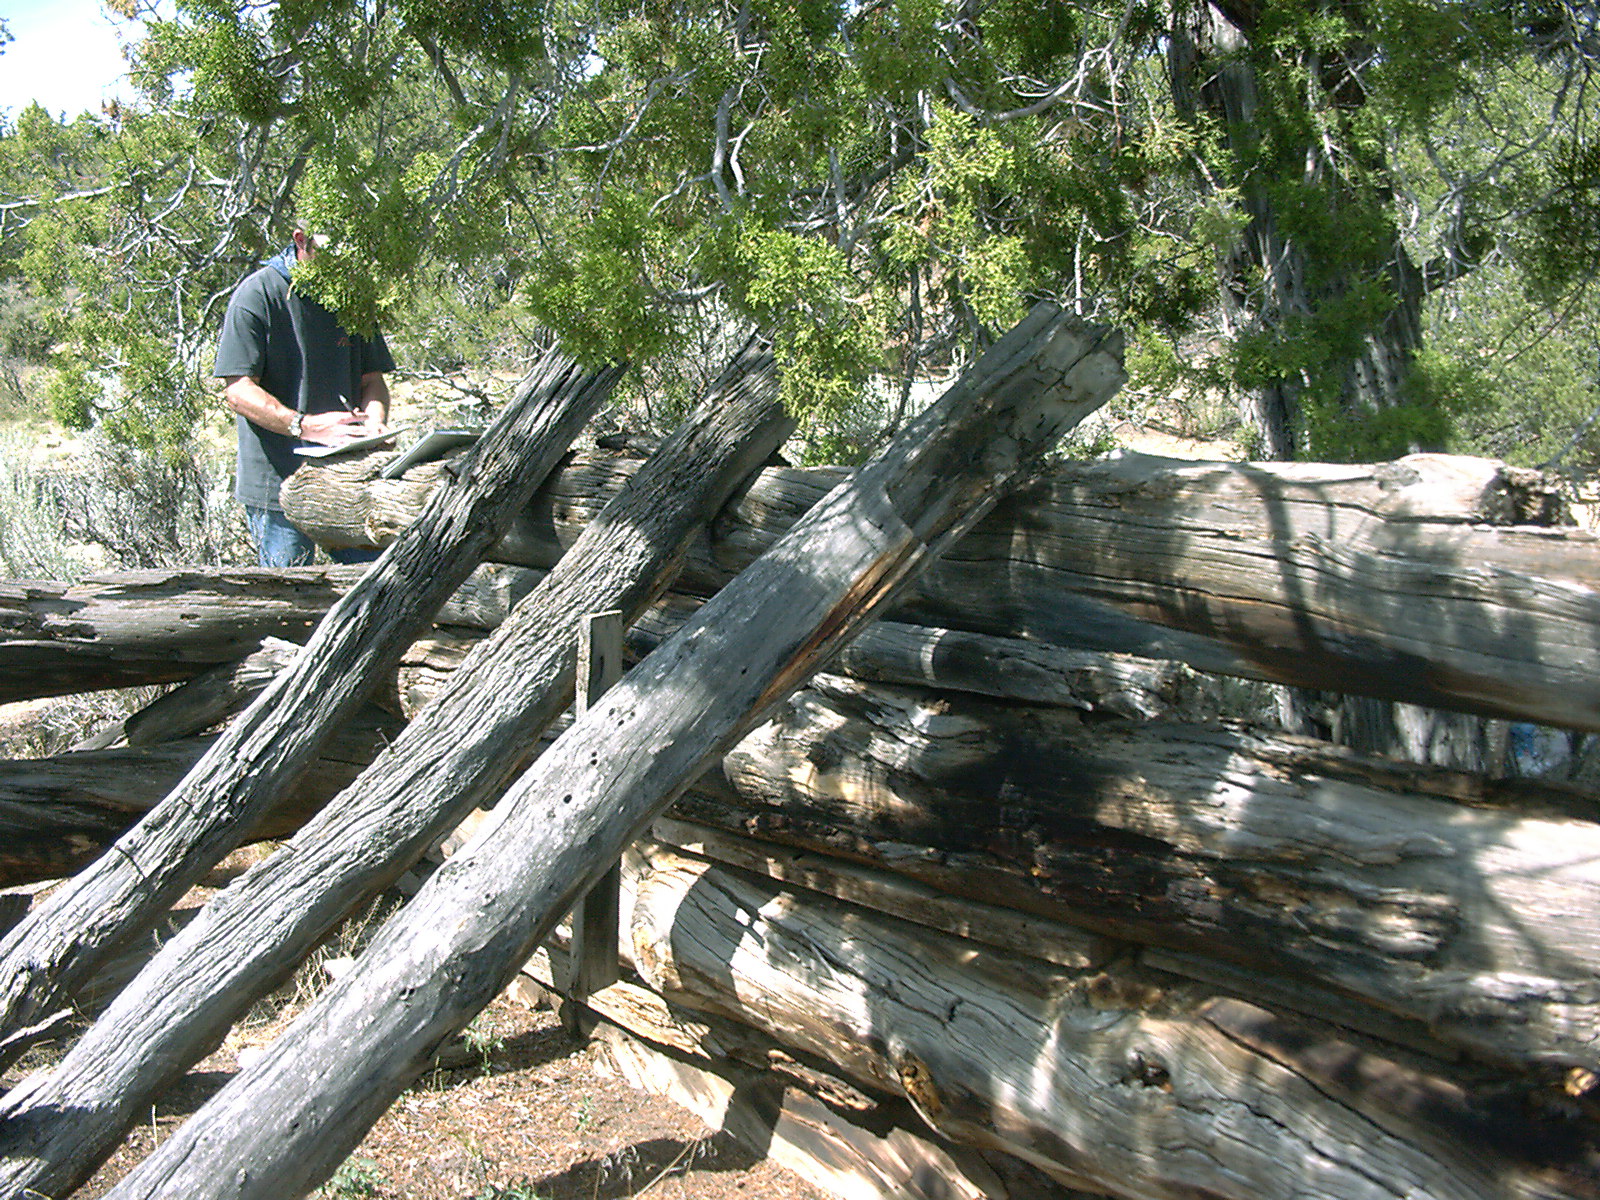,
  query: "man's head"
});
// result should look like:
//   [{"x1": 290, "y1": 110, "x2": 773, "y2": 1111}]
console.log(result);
[{"x1": 291, "y1": 230, "x2": 332, "y2": 262}]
